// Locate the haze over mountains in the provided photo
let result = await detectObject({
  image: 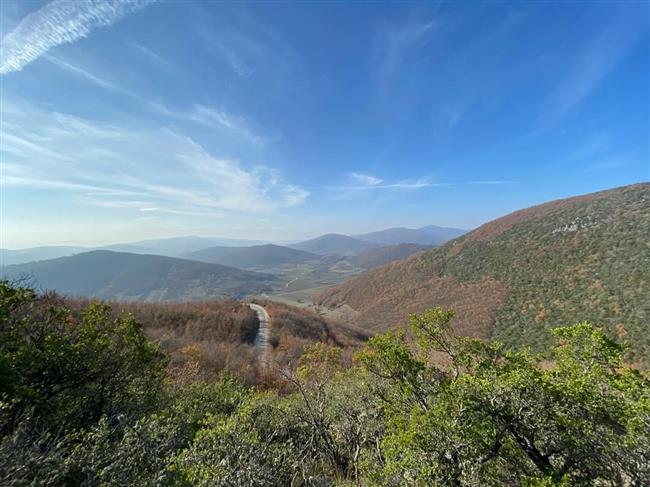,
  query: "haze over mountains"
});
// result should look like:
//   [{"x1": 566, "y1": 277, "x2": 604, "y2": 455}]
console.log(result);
[
  {"x1": 289, "y1": 234, "x2": 380, "y2": 256},
  {"x1": 318, "y1": 183, "x2": 650, "y2": 360},
  {"x1": 353, "y1": 225, "x2": 466, "y2": 246},
  {"x1": 182, "y1": 244, "x2": 319, "y2": 269},
  {"x1": 289, "y1": 225, "x2": 464, "y2": 255},
  {"x1": 1, "y1": 225, "x2": 462, "y2": 265},
  {"x1": 0, "y1": 224, "x2": 455, "y2": 301},
  {"x1": 2, "y1": 250, "x2": 277, "y2": 301},
  {"x1": 4, "y1": 181, "x2": 650, "y2": 363},
  {"x1": 349, "y1": 243, "x2": 432, "y2": 269}
]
